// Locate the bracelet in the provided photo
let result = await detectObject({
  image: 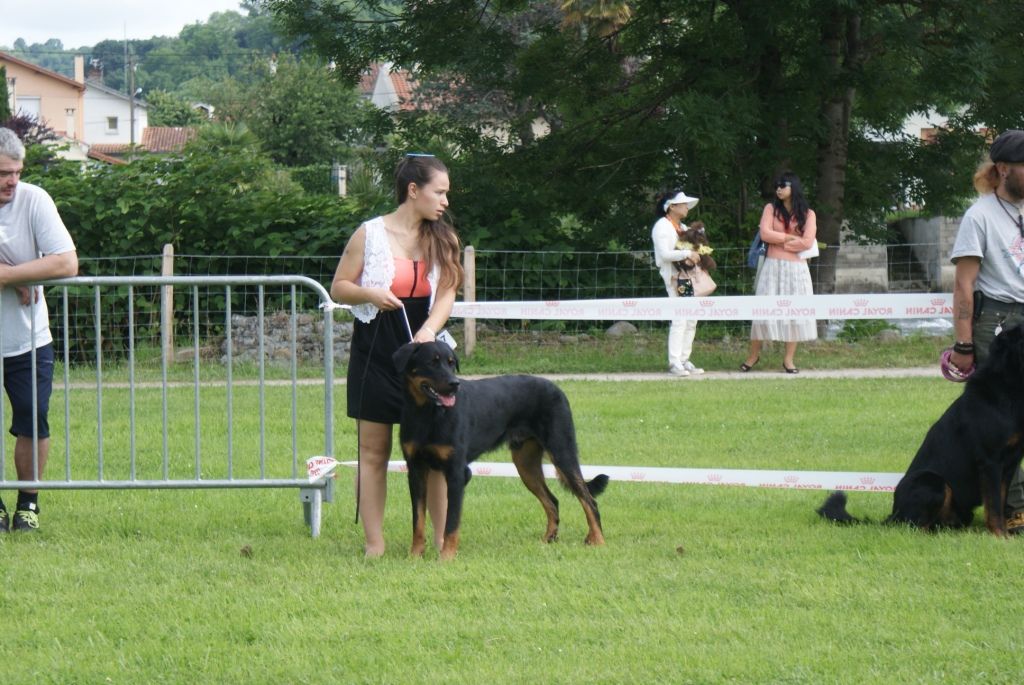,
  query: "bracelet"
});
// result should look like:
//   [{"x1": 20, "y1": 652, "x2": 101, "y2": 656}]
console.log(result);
[
  {"x1": 952, "y1": 341, "x2": 974, "y2": 355},
  {"x1": 422, "y1": 325, "x2": 436, "y2": 336}
]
